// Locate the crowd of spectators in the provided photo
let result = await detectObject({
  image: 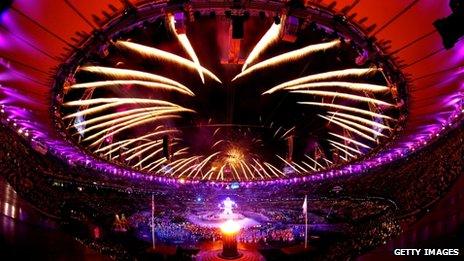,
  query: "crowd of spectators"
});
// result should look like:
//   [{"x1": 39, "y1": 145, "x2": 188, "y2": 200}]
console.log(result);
[{"x1": 0, "y1": 120, "x2": 463, "y2": 259}]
